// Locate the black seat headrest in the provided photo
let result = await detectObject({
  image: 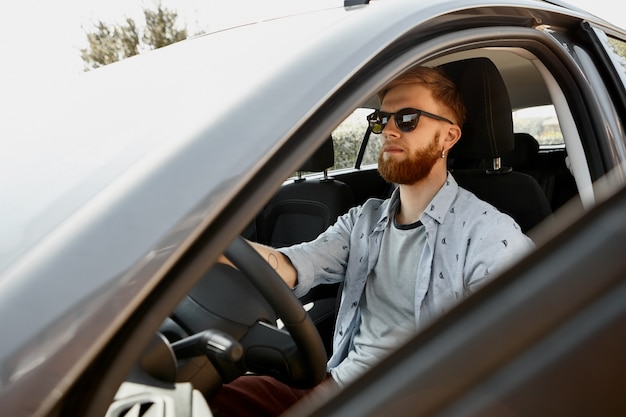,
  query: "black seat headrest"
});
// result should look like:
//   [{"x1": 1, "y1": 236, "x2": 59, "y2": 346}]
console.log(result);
[
  {"x1": 441, "y1": 58, "x2": 514, "y2": 163},
  {"x1": 503, "y1": 133, "x2": 540, "y2": 170},
  {"x1": 300, "y1": 136, "x2": 334, "y2": 172}
]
